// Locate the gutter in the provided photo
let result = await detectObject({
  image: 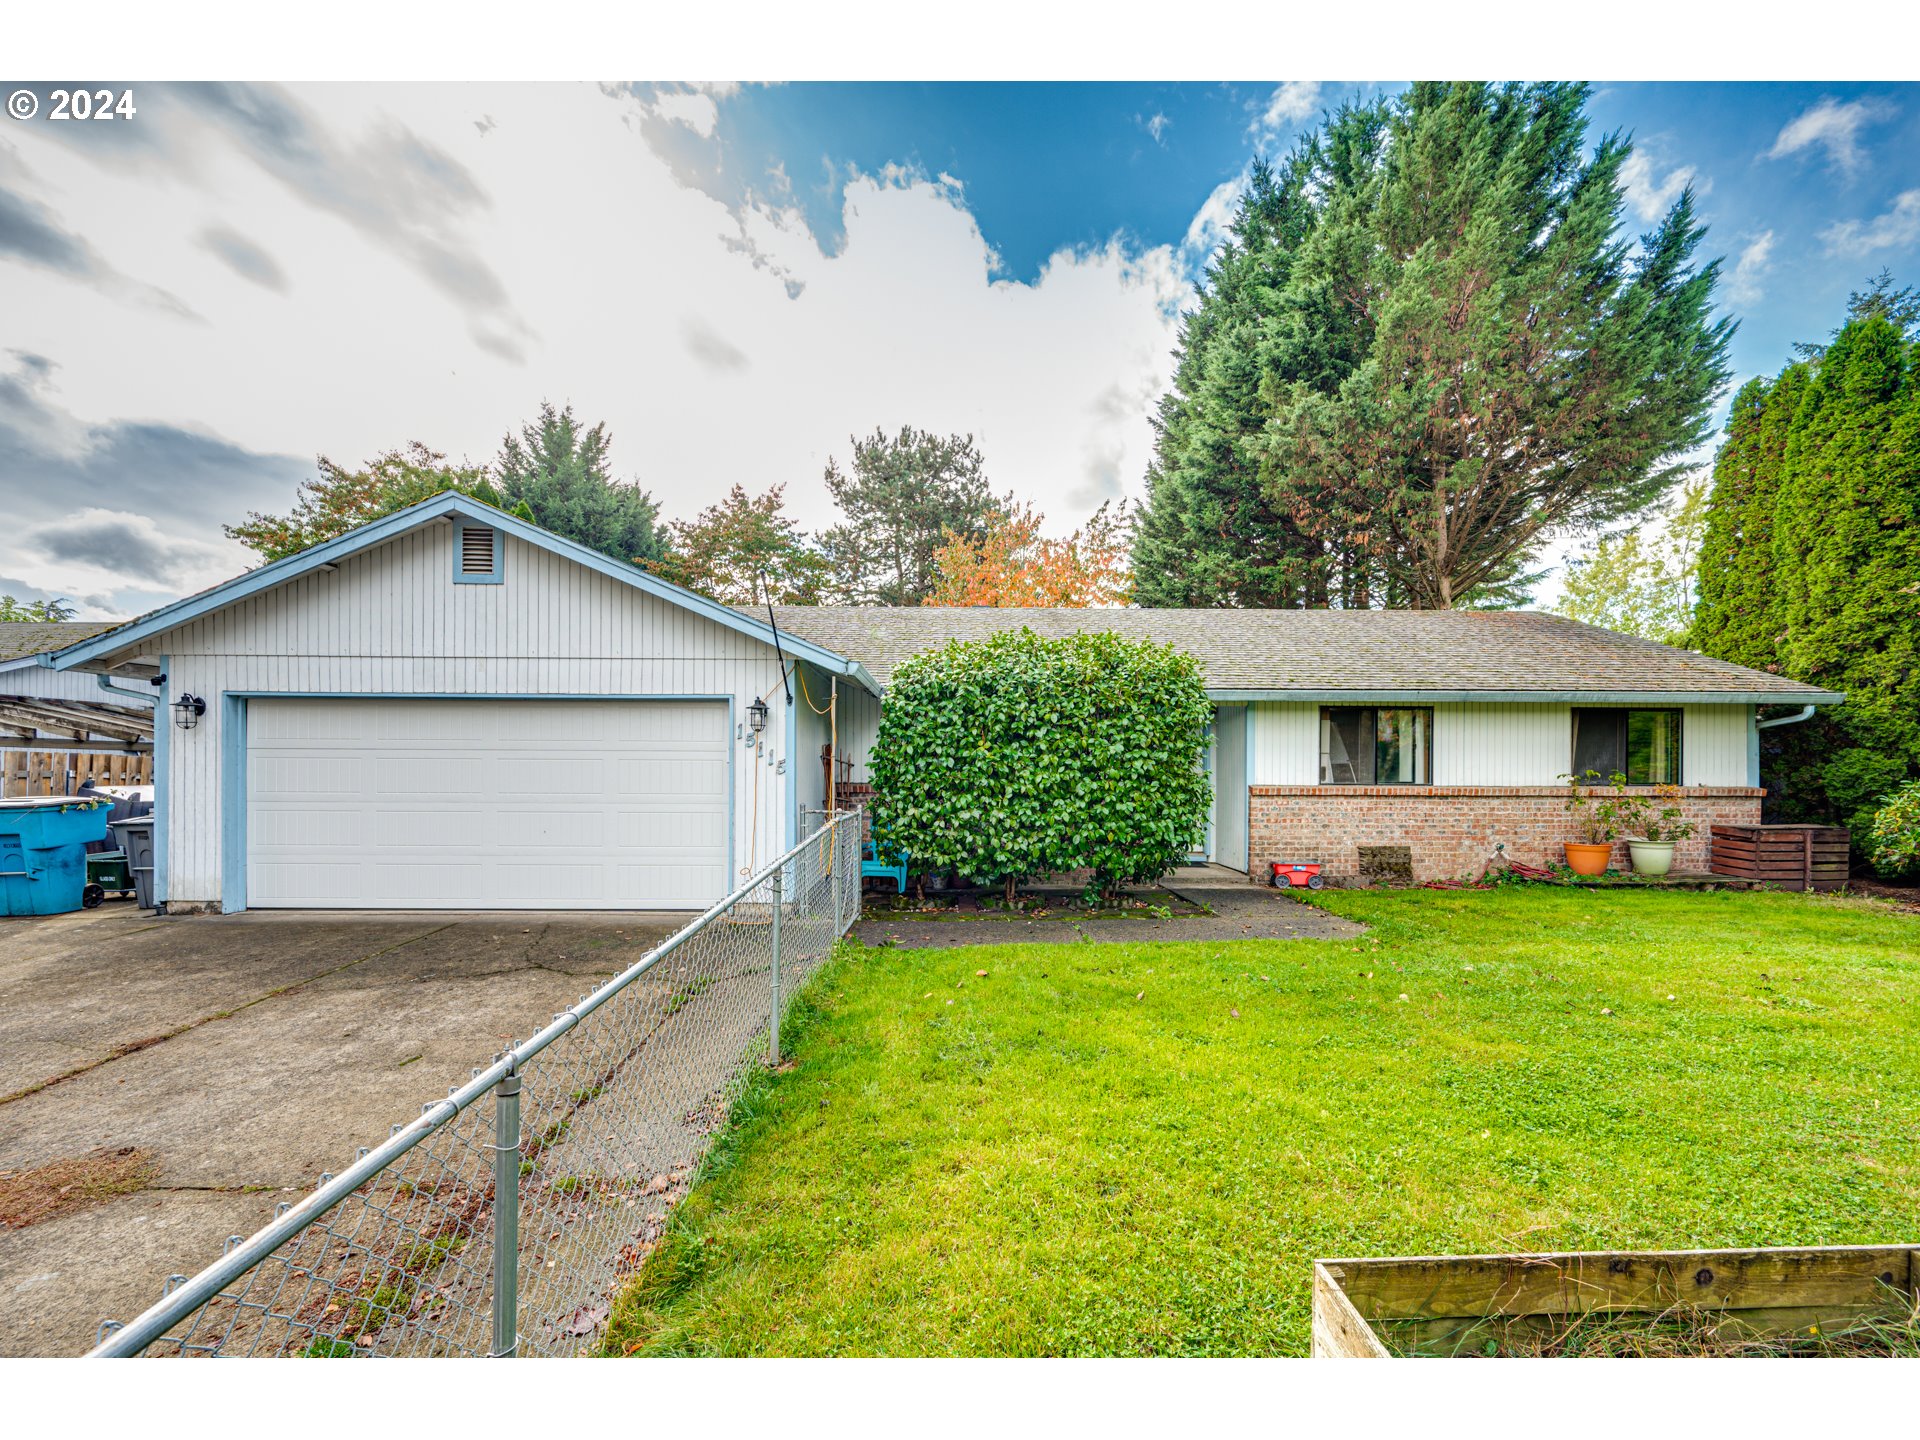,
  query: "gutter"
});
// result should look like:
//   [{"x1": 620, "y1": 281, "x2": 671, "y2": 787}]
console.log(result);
[{"x1": 1756, "y1": 704, "x2": 1817, "y2": 730}]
